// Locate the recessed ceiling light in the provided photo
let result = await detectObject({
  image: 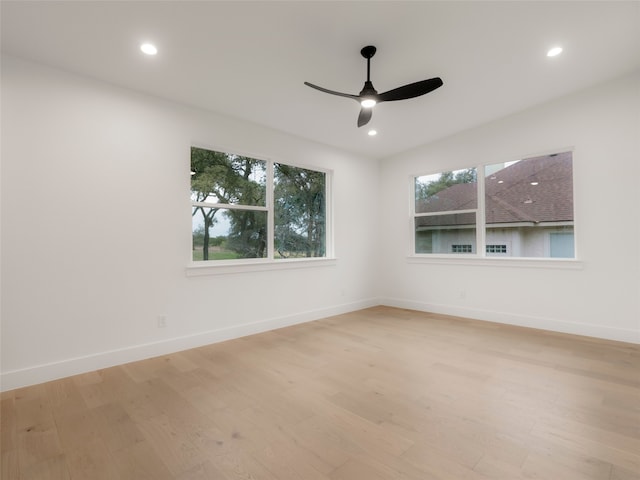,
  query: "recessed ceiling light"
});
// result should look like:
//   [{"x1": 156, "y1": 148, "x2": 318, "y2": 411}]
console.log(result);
[
  {"x1": 547, "y1": 46, "x2": 563, "y2": 57},
  {"x1": 140, "y1": 43, "x2": 158, "y2": 55},
  {"x1": 368, "y1": 129, "x2": 377, "y2": 136}
]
